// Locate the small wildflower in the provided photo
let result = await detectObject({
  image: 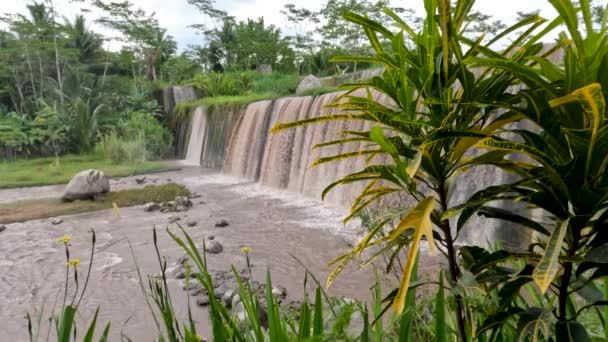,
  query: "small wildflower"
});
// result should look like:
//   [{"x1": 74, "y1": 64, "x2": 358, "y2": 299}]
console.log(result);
[
  {"x1": 56, "y1": 235, "x2": 72, "y2": 243},
  {"x1": 241, "y1": 246, "x2": 251, "y2": 254},
  {"x1": 196, "y1": 335, "x2": 204, "y2": 341},
  {"x1": 67, "y1": 258, "x2": 80, "y2": 266}
]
